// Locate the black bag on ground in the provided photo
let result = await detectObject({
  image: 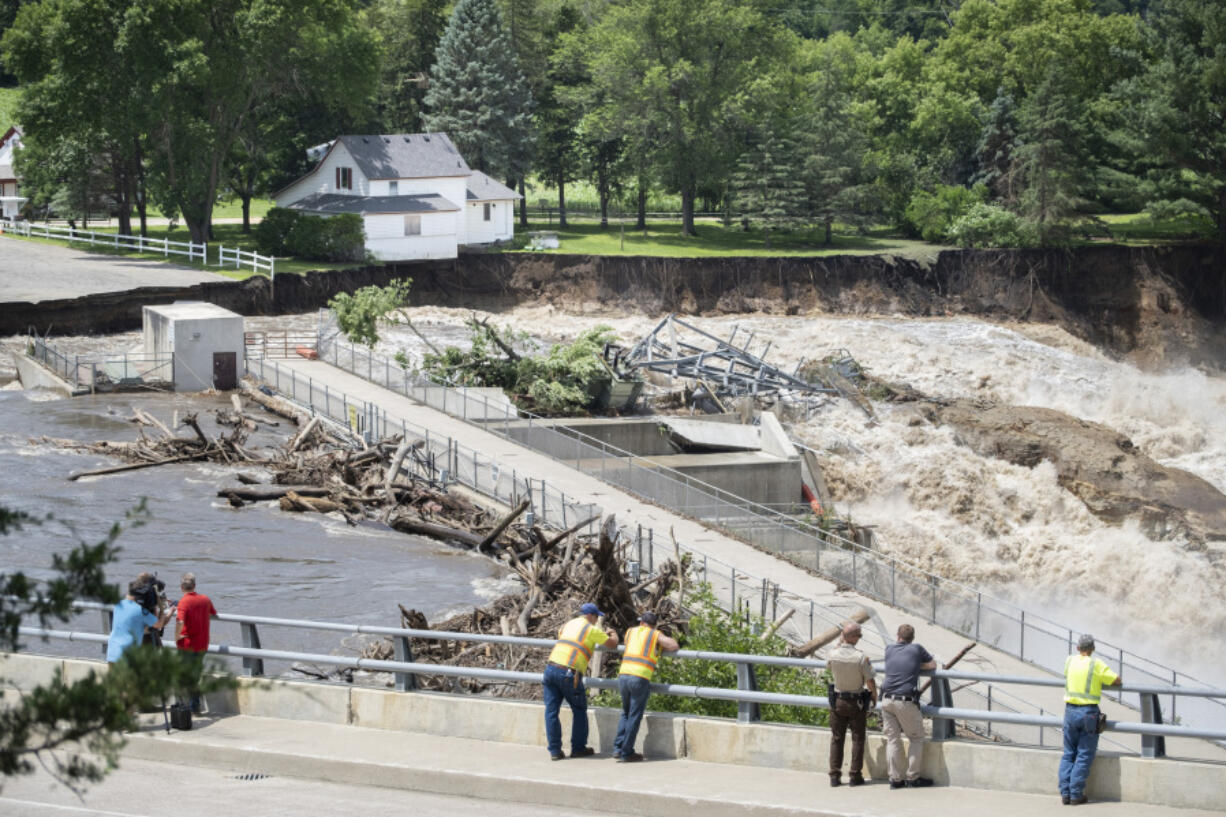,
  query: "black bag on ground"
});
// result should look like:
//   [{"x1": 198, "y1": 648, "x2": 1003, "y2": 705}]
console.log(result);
[{"x1": 170, "y1": 702, "x2": 193, "y2": 731}]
